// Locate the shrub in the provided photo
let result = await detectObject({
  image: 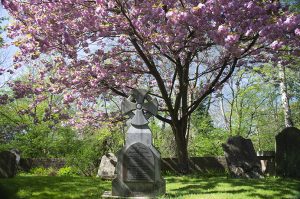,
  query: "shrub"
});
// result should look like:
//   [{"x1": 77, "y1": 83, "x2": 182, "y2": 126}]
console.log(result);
[
  {"x1": 30, "y1": 167, "x2": 57, "y2": 176},
  {"x1": 57, "y1": 167, "x2": 77, "y2": 177},
  {"x1": 66, "y1": 126, "x2": 123, "y2": 176}
]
